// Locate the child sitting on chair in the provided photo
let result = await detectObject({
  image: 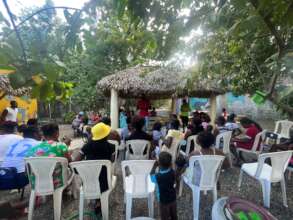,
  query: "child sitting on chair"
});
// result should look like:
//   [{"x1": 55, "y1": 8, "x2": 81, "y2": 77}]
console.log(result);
[{"x1": 151, "y1": 152, "x2": 177, "y2": 220}]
